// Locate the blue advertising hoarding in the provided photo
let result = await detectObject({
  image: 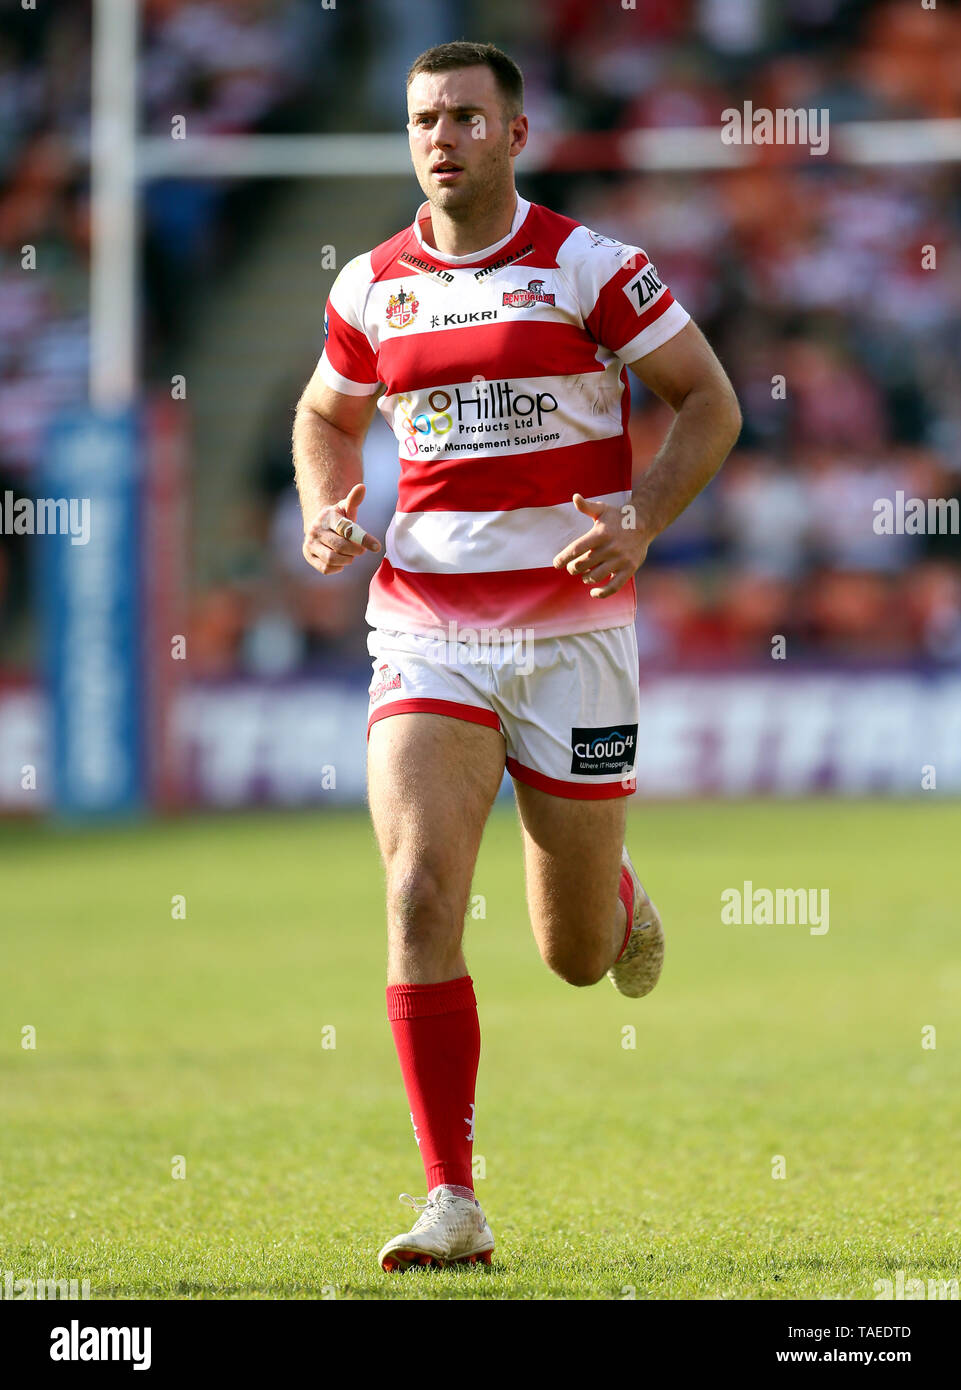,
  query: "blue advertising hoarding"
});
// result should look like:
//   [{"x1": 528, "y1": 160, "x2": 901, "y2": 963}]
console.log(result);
[{"x1": 38, "y1": 407, "x2": 144, "y2": 817}]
